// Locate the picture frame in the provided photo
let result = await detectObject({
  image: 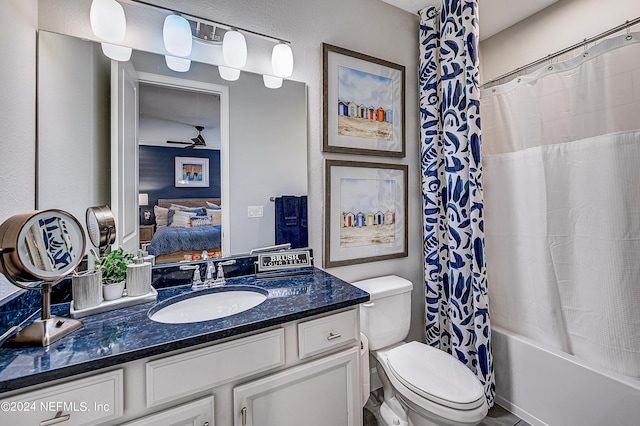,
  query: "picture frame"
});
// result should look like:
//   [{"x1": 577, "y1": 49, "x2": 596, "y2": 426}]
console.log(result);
[
  {"x1": 175, "y1": 157, "x2": 209, "y2": 188},
  {"x1": 322, "y1": 43, "x2": 405, "y2": 157},
  {"x1": 324, "y1": 159, "x2": 408, "y2": 268}
]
